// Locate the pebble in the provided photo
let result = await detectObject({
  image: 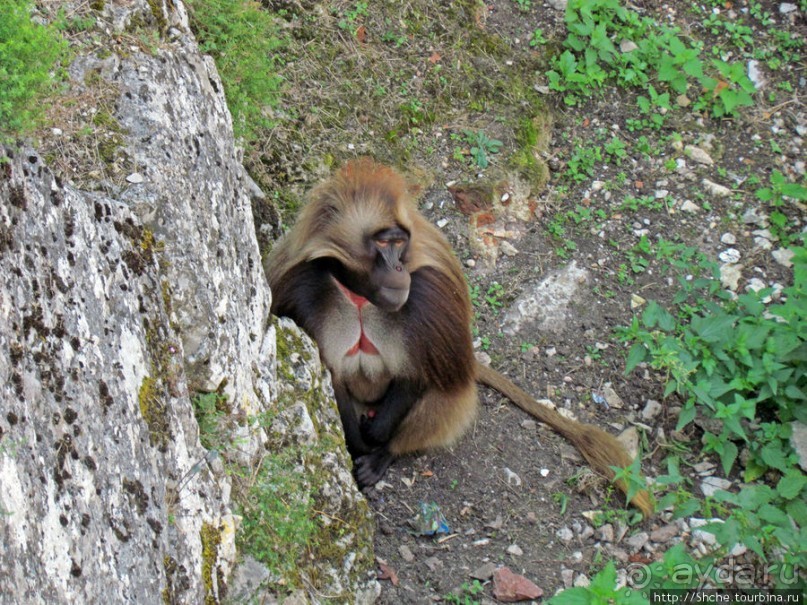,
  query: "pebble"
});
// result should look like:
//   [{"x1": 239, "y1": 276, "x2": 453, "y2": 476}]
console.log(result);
[
  {"x1": 620, "y1": 39, "x2": 638, "y2": 53},
  {"x1": 720, "y1": 233, "x2": 737, "y2": 245},
  {"x1": 471, "y1": 562, "x2": 497, "y2": 580},
  {"x1": 573, "y1": 574, "x2": 591, "y2": 588},
  {"x1": 507, "y1": 544, "x2": 524, "y2": 557},
  {"x1": 126, "y1": 172, "x2": 145, "y2": 184},
  {"x1": 680, "y1": 200, "x2": 700, "y2": 213},
  {"x1": 746, "y1": 277, "x2": 767, "y2": 293},
  {"x1": 702, "y1": 178, "x2": 731, "y2": 197},
  {"x1": 436, "y1": 218, "x2": 449, "y2": 228},
  {"x1": 701, "y1": 476, "x2": 732, "y2": 497},
  {"x1": 685, "y1": 145, "x2": 714, "y2": 165},
  {"x1": 624, "y1": 531, "x2": 649, "y2": 553},
  {"x1": 641, "y1": 399, "x2": 663, "y2": 421},
  {"x1": 747, "y1": 60, "x2": 766, "y2": 90},
  {"x1": 500, "y1": 241, "x2": 519, "y2": 257},
  {"x1": 597, "y1": 524, "x2": 615, "y2": 543},
  {"x1": 561, "y1": 568, "x2": 575, "y2": 588},
  {"x1": 718, "y1": 248, "x2": 741, "y2": 264},
  {"x1": 493, "y1": 567, "x2": 543, "y2": 602},
  {"x1": 650, "y1": 524, "x2": 679, "y2": 543},
  {"x1": 424, "y1": 556, "x2": 443, "y2": 572},
  {"x1": 602, "y1": 385, "x2": 625, "y2": 409},
  {"x1": 791, "y1": 421, "x2": 807, "y2": 472},
  {"x1": 556, "y1": 526, "x2": 574, "y2": 545},
  {"x1": 399, "y1": 545, "x2": 415, "y2": 562},
  {"x1": 780, "y1": 3, "x2": 797, "y2": 13},
  {"x1": 742, "y1": 208, "x2": 768, "y2": 226},
  {"x1": 719, "y1": 263, "x2": 743, "y2": 291}
]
